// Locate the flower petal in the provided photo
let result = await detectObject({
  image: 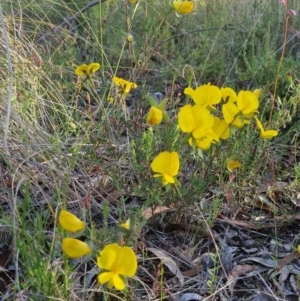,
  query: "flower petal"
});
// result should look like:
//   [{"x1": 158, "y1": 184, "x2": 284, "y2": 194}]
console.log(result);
[
  {"x1": 113, "y1": 273, "x2": 125, "y2": 290},
  {"x1": 237, "y1": 90, "x2": 259, "y2": 115},
  {"x1": 150, "y1": 151, "x2": 179, "y2": 177},
  {"x1": 260, "y1": 130, "x2": 278, "y2": 139},
  {"x1": 173, "y1": 0, "x2": 194, "y2": 14},
  {"x1": 163, "y1": 174, "x2": 175, "y2": 185},
  {"x1": 253, "y1": 89, "x2": 261, "y2": 99},
  {"x1": 147, "y1": 107, "x2": 163, "y2": 125},
  {"x1": 114, "y1": 246, "x2": 137, "y2": 277},
  {"x1": 120, "y1": 219, "x2": 130, "y2": 230},
  {"x1": 88, "y1": 63, "x2": 100, "y2": 74},
  {"x1": 98, "y1": 271, "x2": 114, "y2": 285},
  {"x1": 97, "y1": 244, "x2": 117, "y2": 270},
  {"x1": 222, "y1": 102, "x2": 239, "y2": 124},
  {"x1": 254, "y1": 116, "x2": 264, "y2": 132},
  {"x1": 184, "y1": 86, "x2": 195, "y2": 98},
  {"x1": 62, "y1": 238, "x2": 91, "y2": 259},
  {"x1": 113, "y1": 76, "x2": 137, "y2": 93},
  {"x1": 59, "y1": 210, "x2": 85, "y2": 232},
  {"x1": 194, "y1": 138, "x2": 212, "y2": 150},
  {"x1": 178, "y1": 105, "x2": 196, "y2": 133},
  {"x1": 212, "y1": 117, "x2": 230, "y2": 140},
  {"x1": 227, "y1": 160, "x2": 241, "y2": 172},
  {"x1": 192, "y1": 84, "x2": 222, "y2": 106},
  {"x1": 75, "y1": 64, "x2": 89, "y2": 76},
  {"x1": 221, "y1": 87, "x2": 237, "y2": 103}
]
